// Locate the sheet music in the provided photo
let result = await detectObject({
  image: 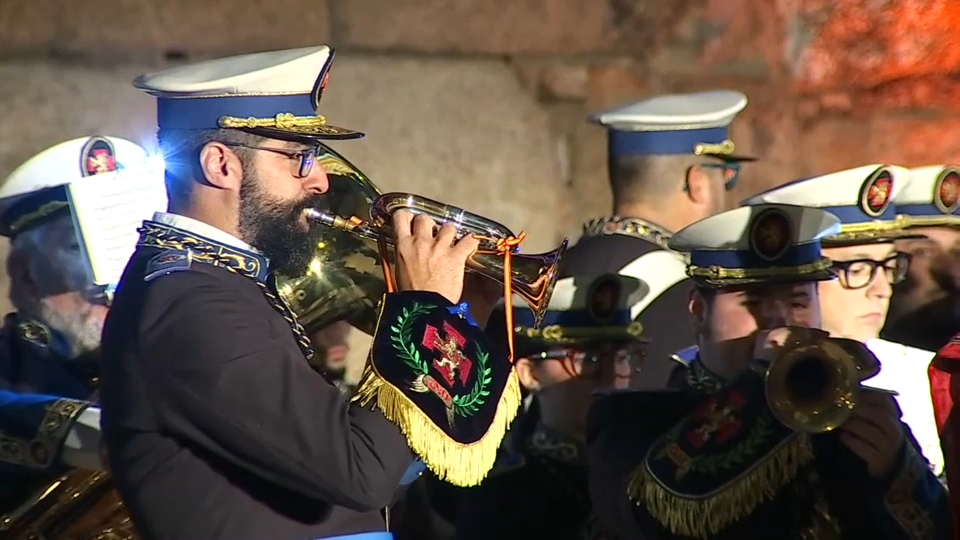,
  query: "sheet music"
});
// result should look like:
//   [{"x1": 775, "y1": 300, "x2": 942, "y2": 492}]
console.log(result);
[{"x1": 67, "y1": 161, "x2": 168, "y2": 287}]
